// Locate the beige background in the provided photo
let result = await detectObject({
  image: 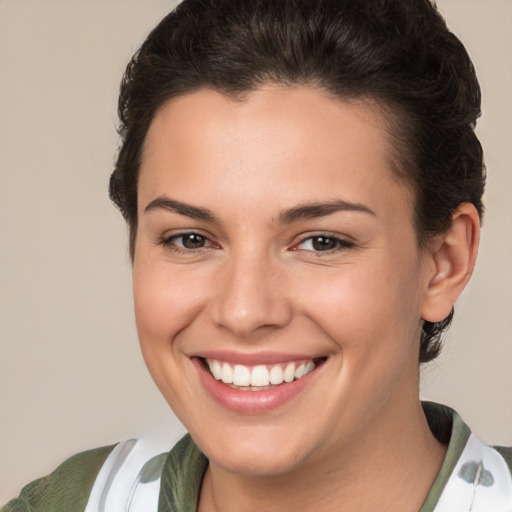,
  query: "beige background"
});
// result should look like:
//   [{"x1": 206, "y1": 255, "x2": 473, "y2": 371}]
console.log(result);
[{"x1": 1, "y1": 0, "x2": 511, "y2": 504}]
